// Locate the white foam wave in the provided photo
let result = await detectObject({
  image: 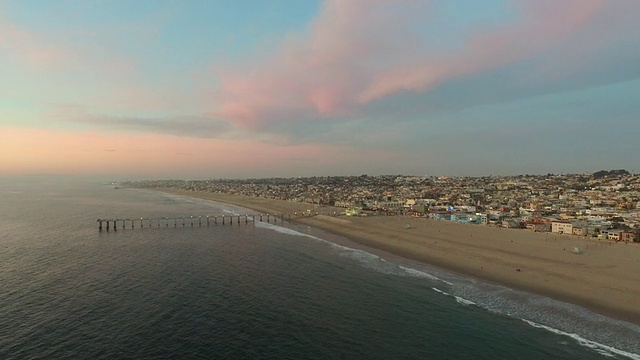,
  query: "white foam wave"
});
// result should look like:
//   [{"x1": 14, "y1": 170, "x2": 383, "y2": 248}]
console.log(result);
[
  {"x1": 455, "y1": 296, "x2": 477, "y2": 306},
  {"x1": 522, "y1": 319, "x2": 640, "y2": 360},
  {"x1": 254, "y1": 221, "x2": 323, "y2": 241},
  {"x1": 261, "y1": 219, "x2": 639, "y2": 357},
  {"x1": 256, "y1": 223, "x2": 402, "y2": 279},
  {"x1": 431, "y1": 288, "x2": 477, "y2": 306},
  {"x1": 400, "y1": 266, "x2": 453, "y2": 285},
  {"x1": 255, "y1": 222, "x2": 452, "y2": 285},
  {"x1": 432, "y1": 287, "x2": 450, "y2": 296},
  {"x1": 254, "y1": 217, "x2": 640, "y2": 357}
]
